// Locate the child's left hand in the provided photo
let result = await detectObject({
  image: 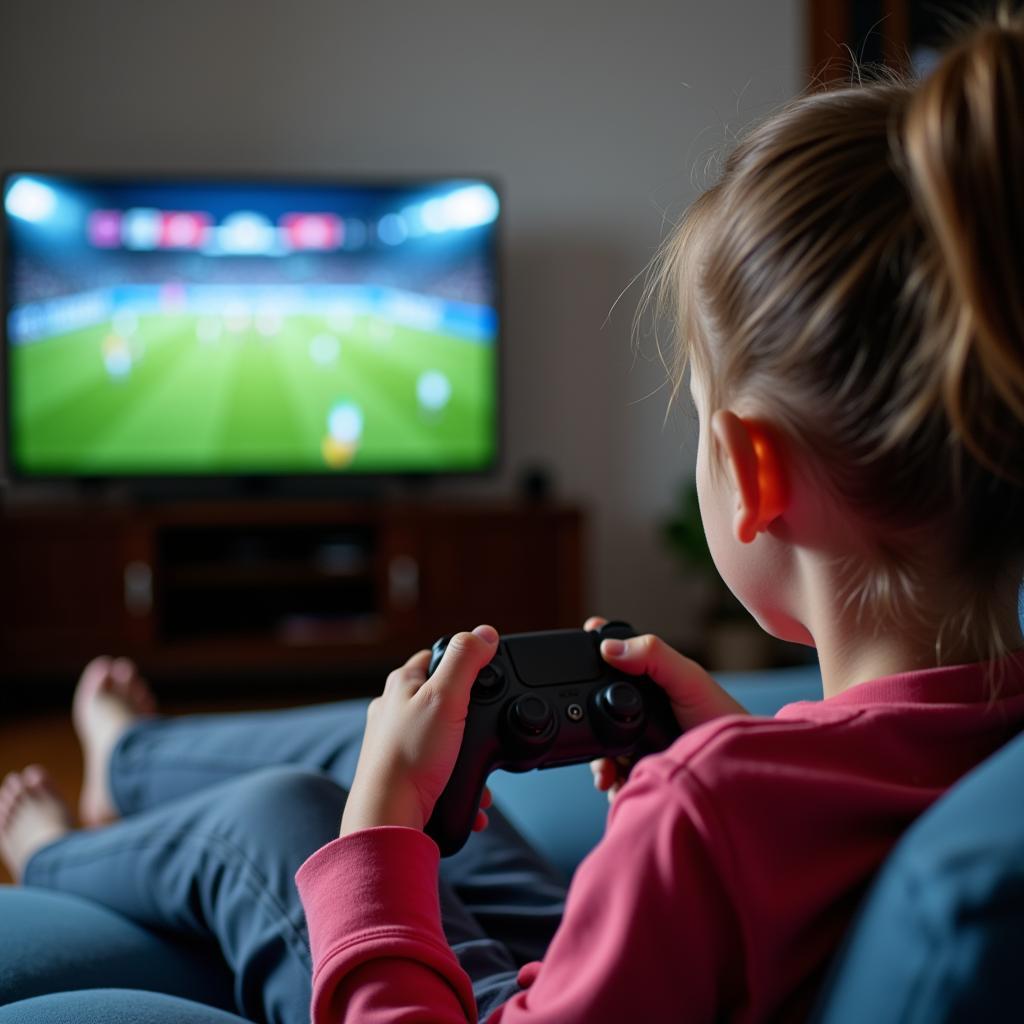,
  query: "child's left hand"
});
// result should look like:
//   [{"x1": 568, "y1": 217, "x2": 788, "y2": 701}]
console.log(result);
[{"x1": 339, "y1": 624, "x2": 500, "y2": 839}]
